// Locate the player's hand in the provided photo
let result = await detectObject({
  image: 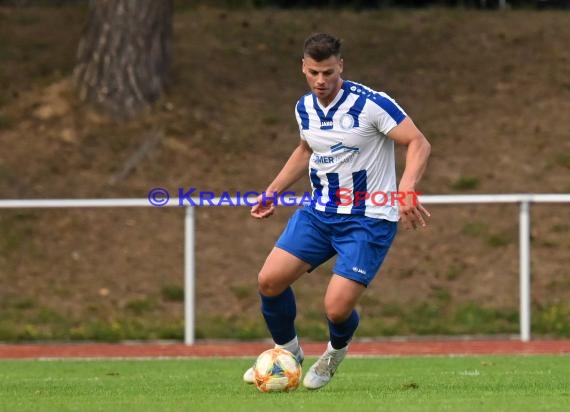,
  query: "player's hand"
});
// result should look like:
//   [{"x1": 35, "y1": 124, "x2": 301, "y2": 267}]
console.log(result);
[
  {"x1": 398, "y1": 192, "x2": 430, "y2": 230},
  {"x1": 251, "y1": 194, "x2": 276, "y2": 219}
]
